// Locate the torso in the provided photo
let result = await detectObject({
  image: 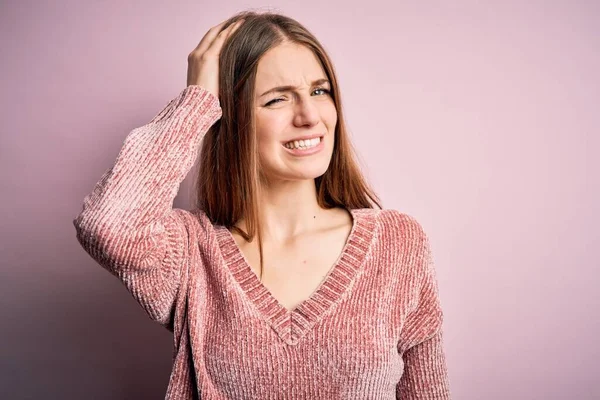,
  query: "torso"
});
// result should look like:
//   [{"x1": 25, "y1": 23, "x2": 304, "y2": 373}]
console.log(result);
[{"x1": 229, "y1": 207, "x2": 354, "y2": 312}]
